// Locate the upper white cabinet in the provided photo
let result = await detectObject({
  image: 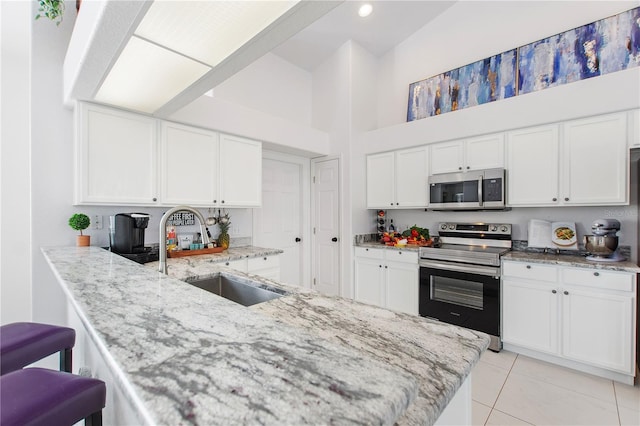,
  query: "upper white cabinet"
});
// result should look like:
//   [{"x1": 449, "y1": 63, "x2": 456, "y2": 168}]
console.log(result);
[
  {"x1": 507, "y1": 112, "x2": 629, "y2": 207},
  {"x1": 219, "y1": 134, "x2": 262, "y2": 207},
  {"x1": 160, "y1": 122, "x2": 219, "y2": 206},
  {"x1": 430, "y1": 133, "x2": 504, "y2": 175},
  {"x1": 366, "y1": 146, "x2": 428, "y2": 209},
  {"x1": 506, "y1": 125, "x2": 560, "y2": 206},
  {"x1": 76, "y1": 103, "x2": 262, "y2": 207},
  {"x1": 562, "y1": 113, "x2": 628, "y2": 205},
  {"x1": 75, "y1": 103, "x2": 158, "y2": 205}
]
